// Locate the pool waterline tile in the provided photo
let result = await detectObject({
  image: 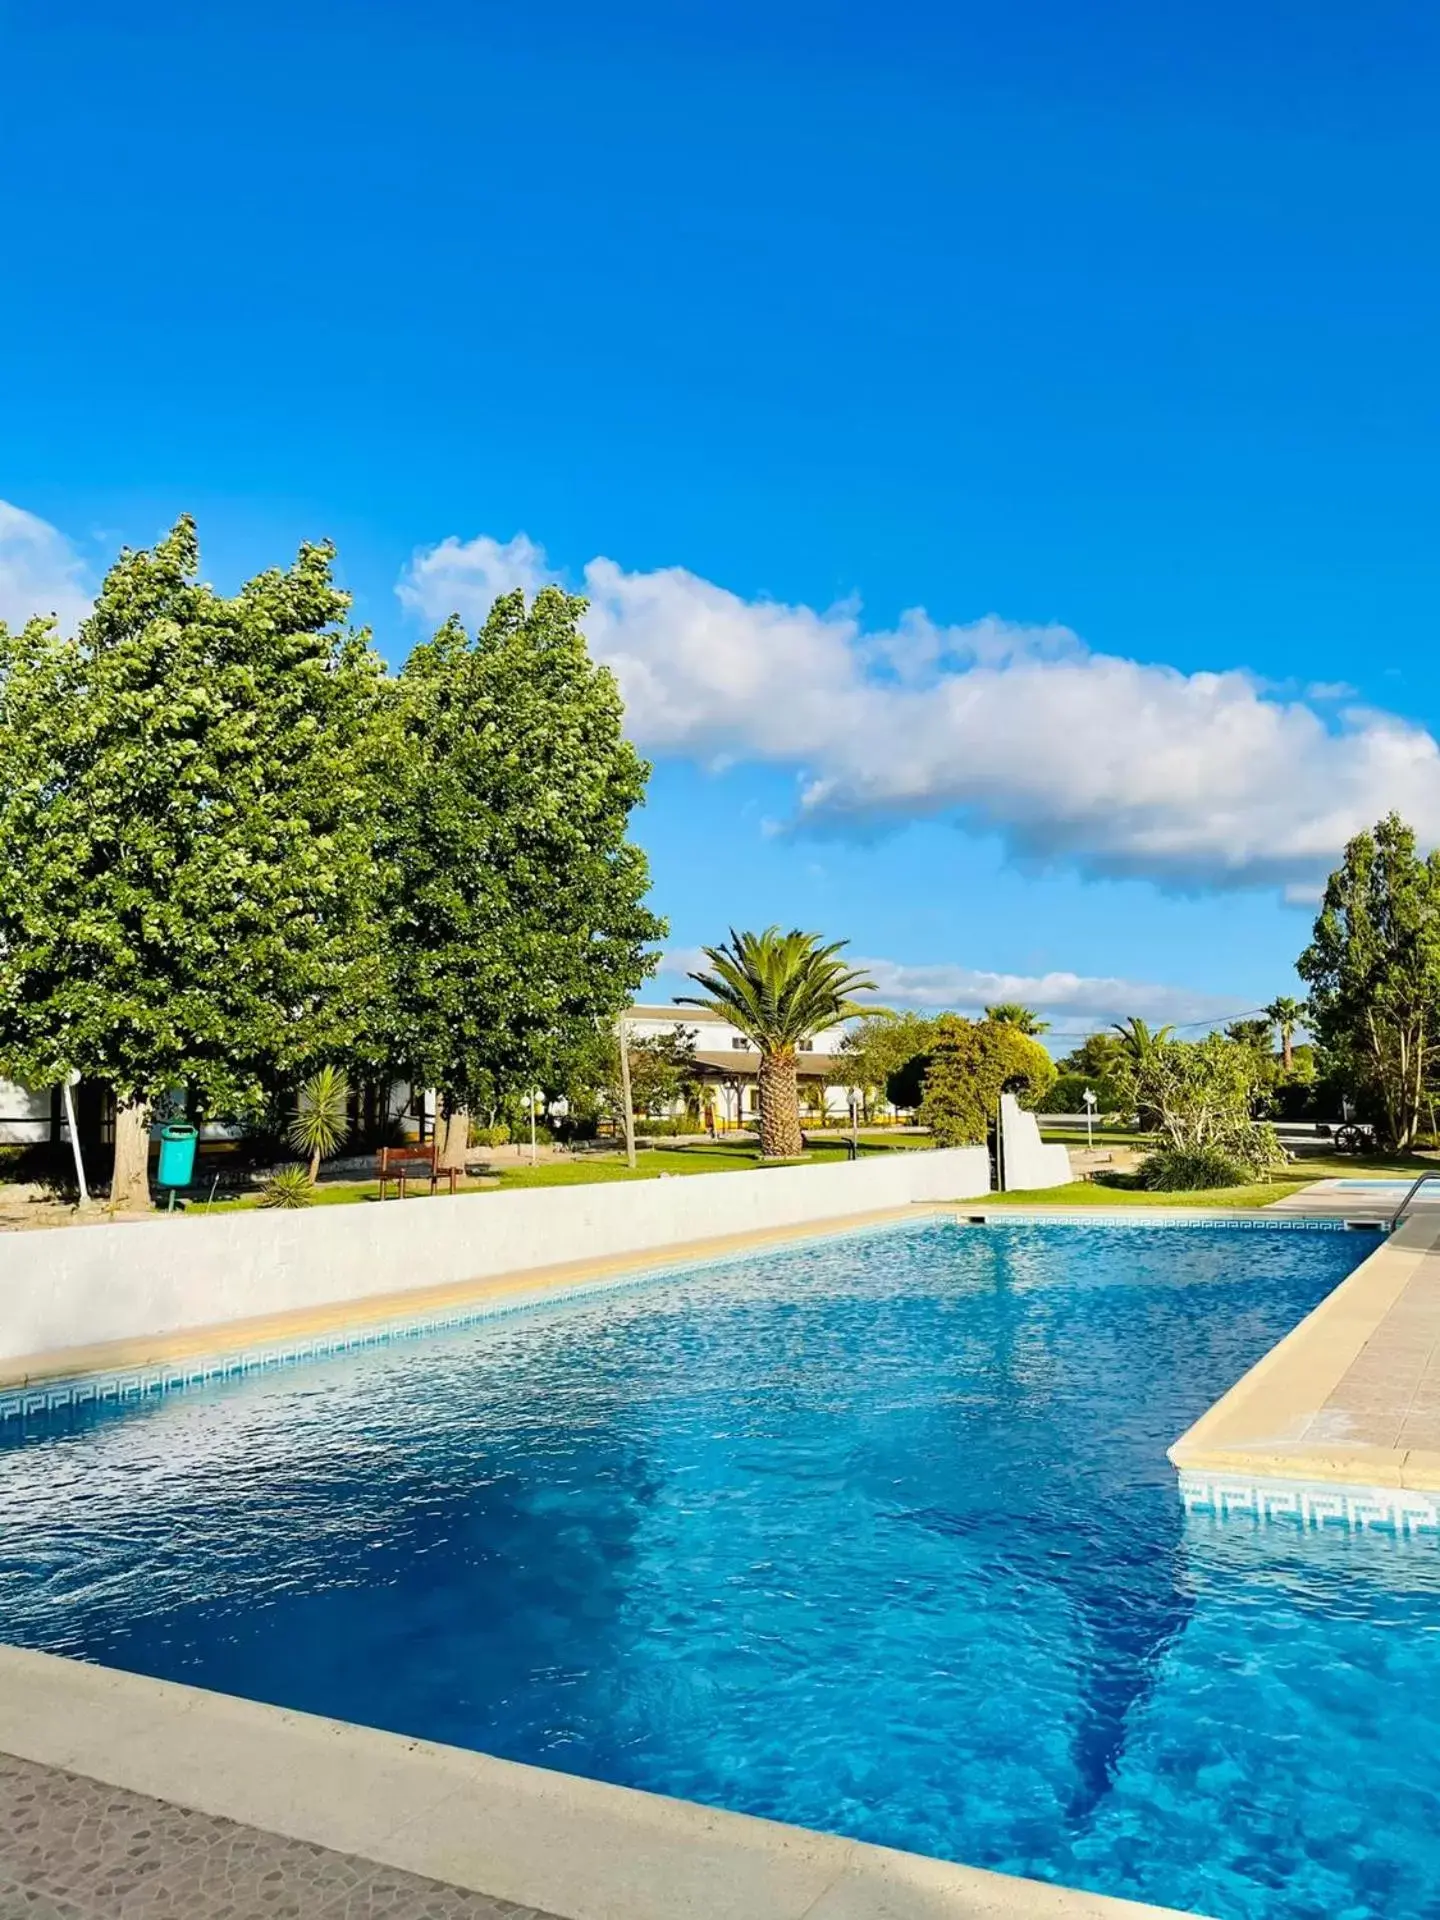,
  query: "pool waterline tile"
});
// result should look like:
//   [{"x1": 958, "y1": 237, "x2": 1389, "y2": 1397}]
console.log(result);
[
  {"x1": 0, "y1": 1207, "x2": 1353, "y2": 1431},
  {"x1": 1171, "y1": 1210, "x2": 1440, "y2": 1530}
]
